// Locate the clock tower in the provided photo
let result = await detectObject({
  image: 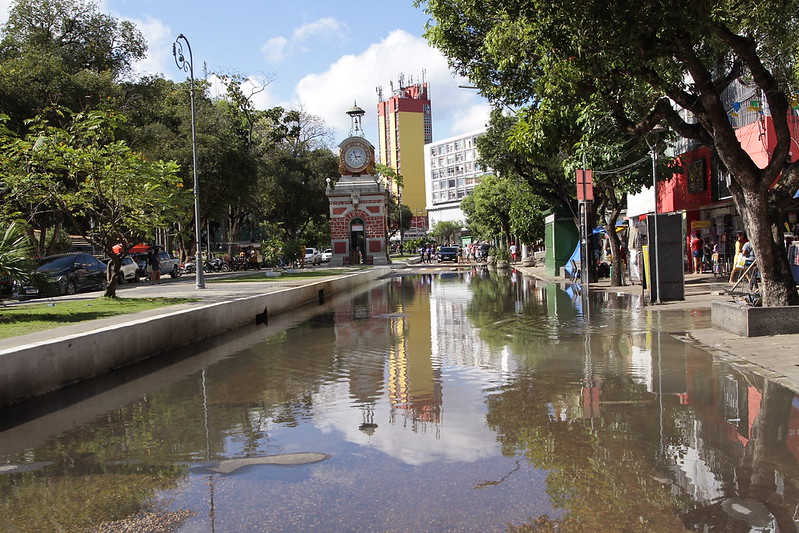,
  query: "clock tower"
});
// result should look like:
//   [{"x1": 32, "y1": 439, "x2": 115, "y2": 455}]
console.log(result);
[{"x1": 326, "y1": 103, "x2": 388, "y2": 266}]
